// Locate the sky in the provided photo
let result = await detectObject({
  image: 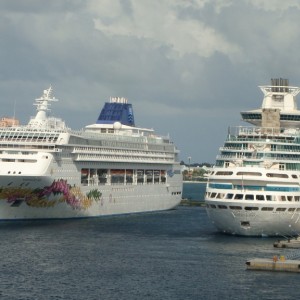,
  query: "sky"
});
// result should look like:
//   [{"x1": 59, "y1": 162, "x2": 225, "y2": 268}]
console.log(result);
[{"x1": 1, "y1": 0, "x2": 300, "y2": 164}]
